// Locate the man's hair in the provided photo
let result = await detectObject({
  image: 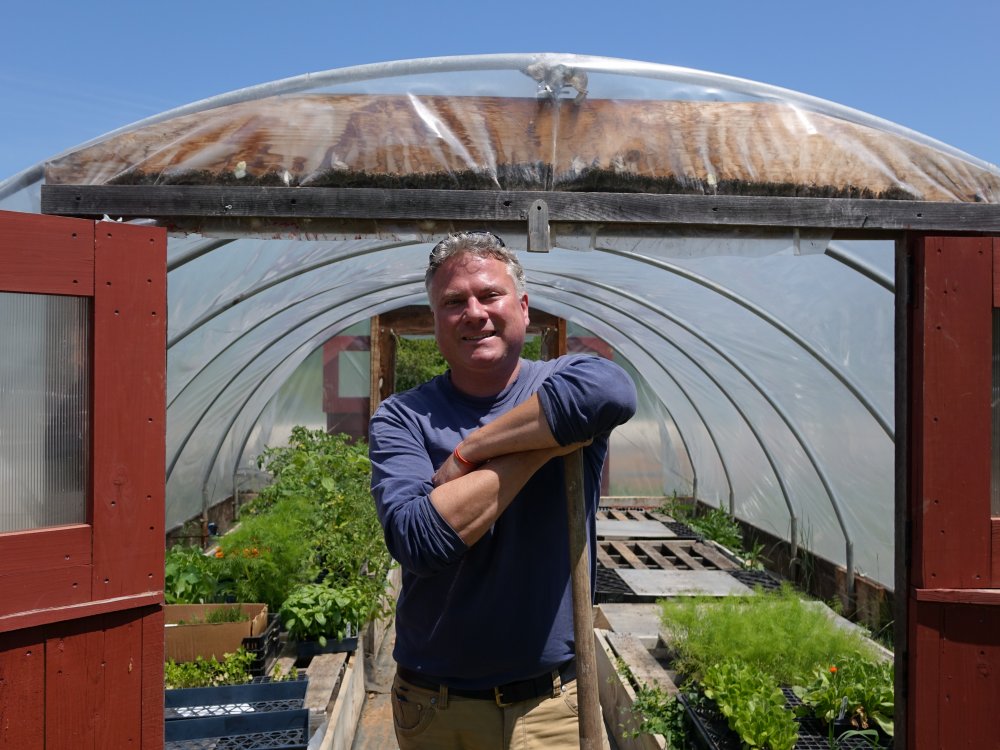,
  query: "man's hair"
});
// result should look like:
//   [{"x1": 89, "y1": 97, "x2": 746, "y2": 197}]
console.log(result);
[{"x1": 425, "y1": 231, "x2": 526, "y2": 296}]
